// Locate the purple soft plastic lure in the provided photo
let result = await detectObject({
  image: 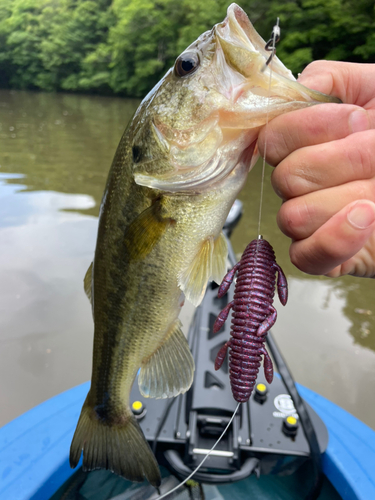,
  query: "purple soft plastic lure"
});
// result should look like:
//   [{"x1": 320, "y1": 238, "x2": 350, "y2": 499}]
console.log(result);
[{"x1": 213, "y1": 237, "x2": 288, "y2": 403}]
